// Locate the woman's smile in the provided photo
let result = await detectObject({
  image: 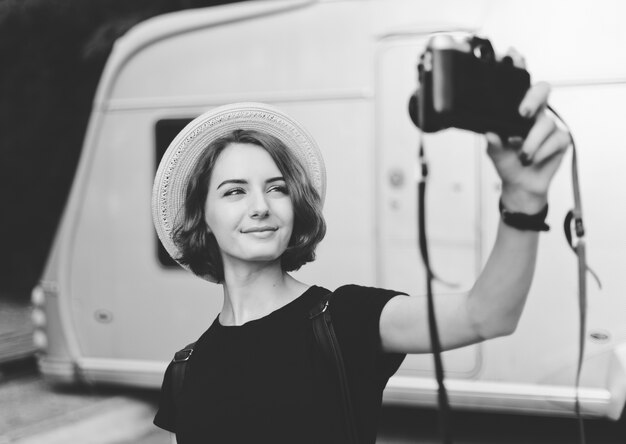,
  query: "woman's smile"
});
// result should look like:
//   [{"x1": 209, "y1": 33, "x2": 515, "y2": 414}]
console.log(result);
[
  {"x1": 241, "y1": 225, "x2": 277, "y2": 233},
  {"x1": 241, "y1": 226, "x2": 279, "y2": 237}
]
